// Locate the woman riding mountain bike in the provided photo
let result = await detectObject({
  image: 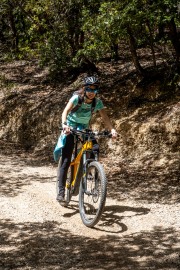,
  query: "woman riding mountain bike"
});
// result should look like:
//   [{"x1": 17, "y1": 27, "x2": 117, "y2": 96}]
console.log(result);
[{"x1": 54, "y1": 76, "x2": 117, "y2": 205}]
